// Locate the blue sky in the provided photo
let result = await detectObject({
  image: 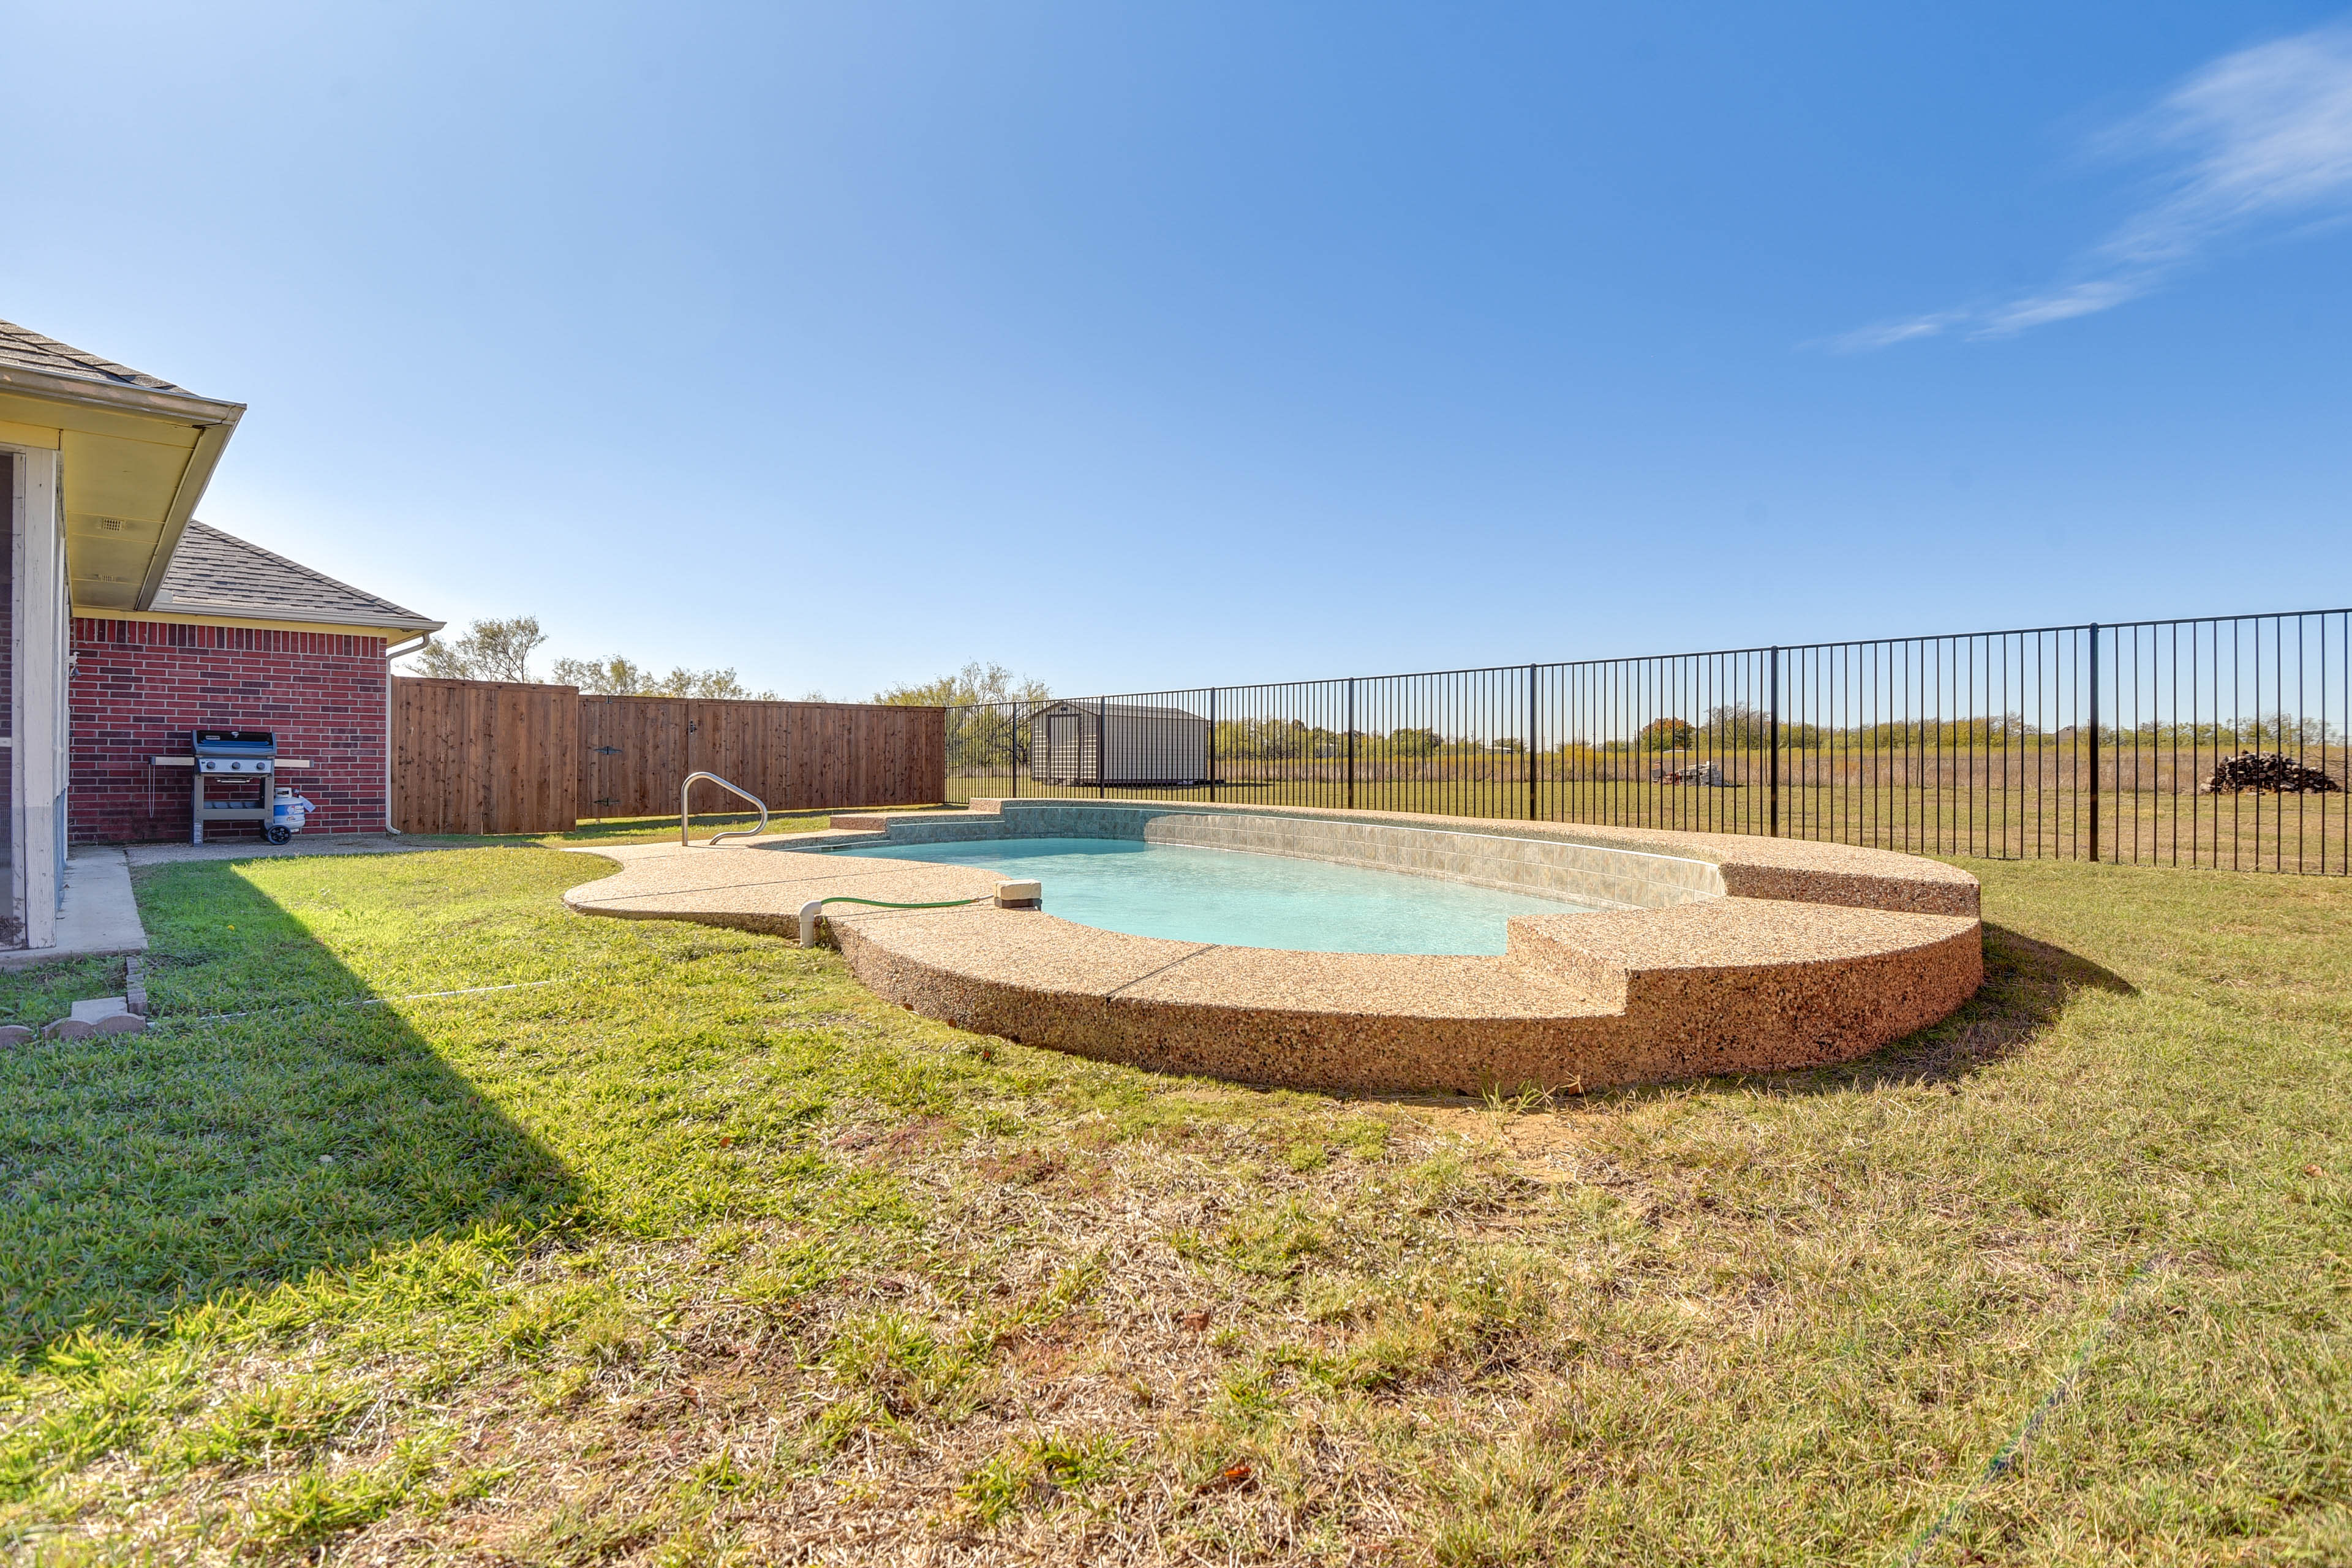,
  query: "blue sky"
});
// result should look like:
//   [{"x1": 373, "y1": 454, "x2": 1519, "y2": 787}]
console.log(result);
[{"x1": 8, "y1": 2, "x2": 2350, "y2": 698}]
